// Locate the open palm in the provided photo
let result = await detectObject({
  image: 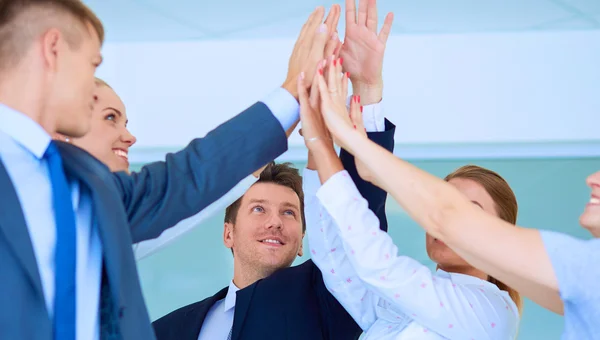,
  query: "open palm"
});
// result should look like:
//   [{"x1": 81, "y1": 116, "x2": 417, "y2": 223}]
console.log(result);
[{"x1": 340, "y1": 0, "x2": 393, "y2": 86}]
